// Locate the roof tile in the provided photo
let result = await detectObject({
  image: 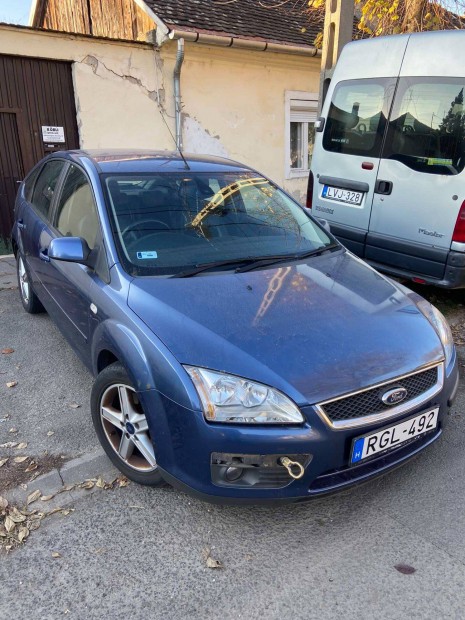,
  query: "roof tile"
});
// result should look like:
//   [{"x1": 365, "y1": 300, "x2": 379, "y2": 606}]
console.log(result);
[{"x1": 144, "y1": 0, "x2": 322, "y2": 47}]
